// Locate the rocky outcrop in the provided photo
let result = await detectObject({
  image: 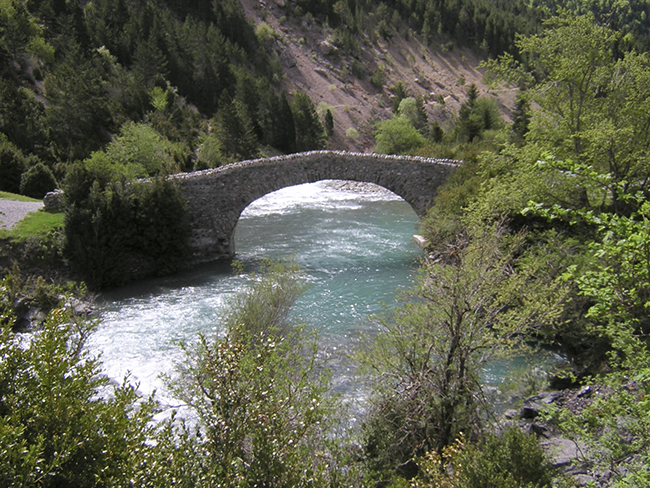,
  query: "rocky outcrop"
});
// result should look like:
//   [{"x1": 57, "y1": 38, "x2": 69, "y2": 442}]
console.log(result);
[
  {"x1": 43, "y1": 189, "x2": 64, "y2": 212},
  {"x1": 504, "y1": 386, "x2": 616, "y2": 487}
]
